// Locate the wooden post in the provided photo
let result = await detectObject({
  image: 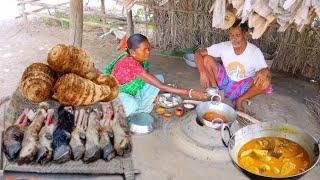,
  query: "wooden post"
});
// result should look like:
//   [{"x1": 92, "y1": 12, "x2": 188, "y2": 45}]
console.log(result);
[
  {"x1": 18, "y1": 0, "x2": 28, "y2": 25},
  {"x1": 100, "y1": 0, "x2": 105, "y2": 15},
  {"x1": 144, "y1": 6, "x2": 148, "y2": 36},
  {"x1": 69, "y1": 0, "x2": 83, "y2": 48},
  {"x1": 127, "y1": 9, "x2": 134, "y2": 36}
]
